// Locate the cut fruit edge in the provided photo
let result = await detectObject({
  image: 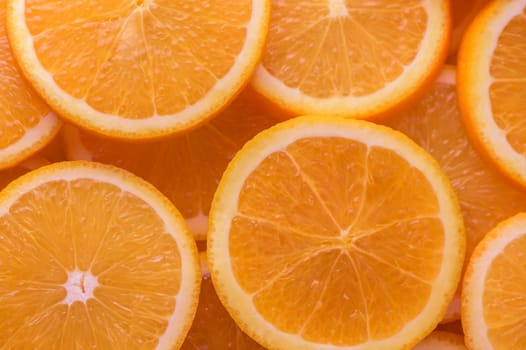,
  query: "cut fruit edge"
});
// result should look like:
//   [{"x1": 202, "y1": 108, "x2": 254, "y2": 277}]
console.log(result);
[
  {"x1": 250, "y1": 0, "x2": 451, "y2": 120},
  {"x1": 0, "y1": 160, "x2": 201, "y2": 349},
  {"x1": 6, "y1": 1, "x2": 271, "y2": 139},
  {"x1": 208, "y1": 116, "x2": 465, "y2": 350},
  {"x1": 462, "y1": 212, "x2": 526, "y2": 350},
  {"x1": 0, "y1": 111, "x2": 61, "y2": 170},
  {"x1": 457, "y1": 0, "x2": 526, "y2": 187}
]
